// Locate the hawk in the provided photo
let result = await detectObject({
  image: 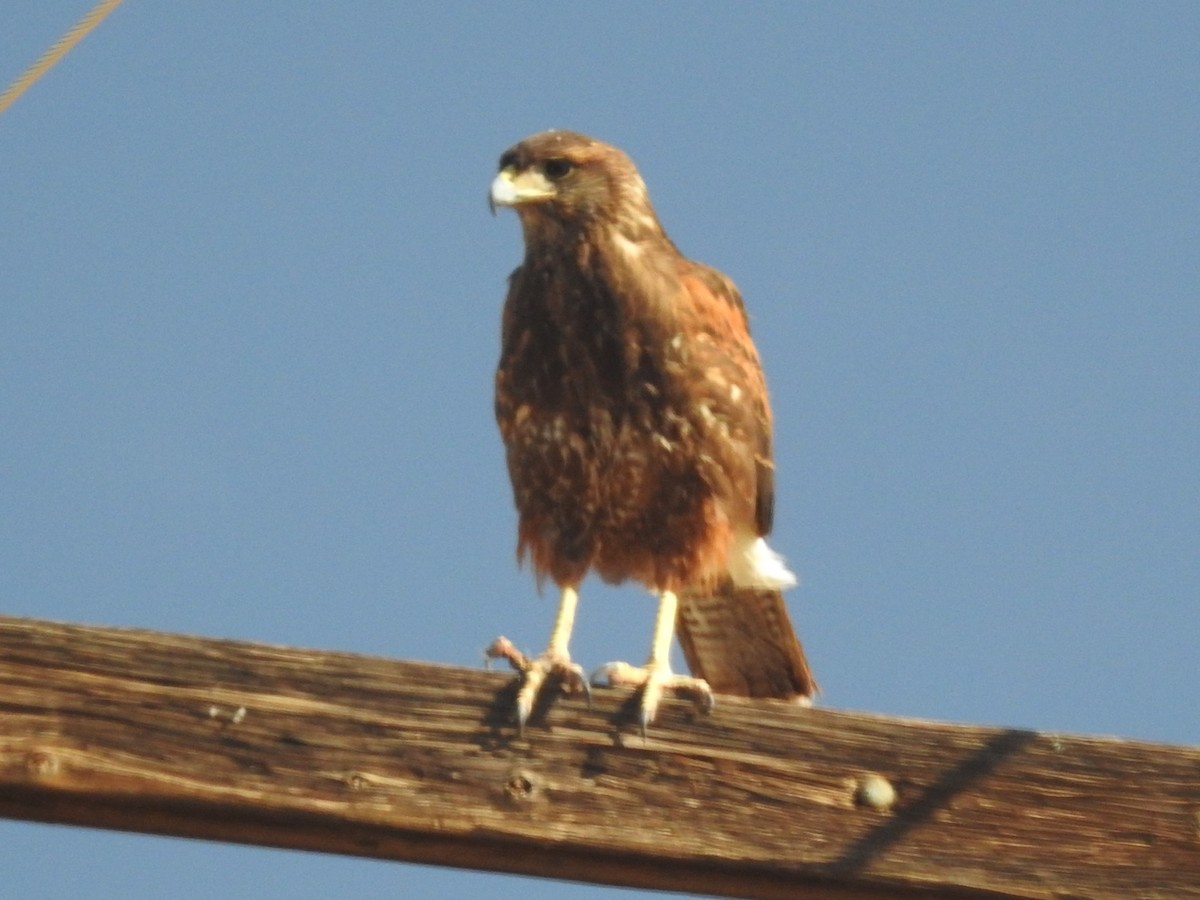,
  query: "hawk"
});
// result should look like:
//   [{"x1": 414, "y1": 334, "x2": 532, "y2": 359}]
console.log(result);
[{"x1": 486, "y1": 130, "x2": 815, "y2": 732}]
